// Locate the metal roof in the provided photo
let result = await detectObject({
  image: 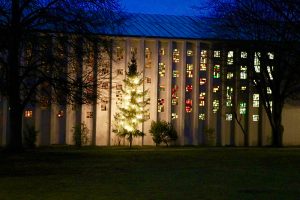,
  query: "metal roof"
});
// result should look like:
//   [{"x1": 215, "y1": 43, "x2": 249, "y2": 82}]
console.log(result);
[{"x1": 102, "y1": 13, "x2": 229, "y2": 40}]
